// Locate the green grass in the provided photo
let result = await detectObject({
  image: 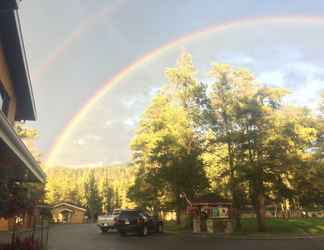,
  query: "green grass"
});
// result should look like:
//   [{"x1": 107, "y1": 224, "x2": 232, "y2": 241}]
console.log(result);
[
  {"x1": 163, "y1": 221, "x2": 191, "y2": 234},
  {"x1": 164, "y1": 218, "x2": 324, "y2": 235},
  {"x1": 238, "y1": 218, "x2": 324, "y2": 235}
]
